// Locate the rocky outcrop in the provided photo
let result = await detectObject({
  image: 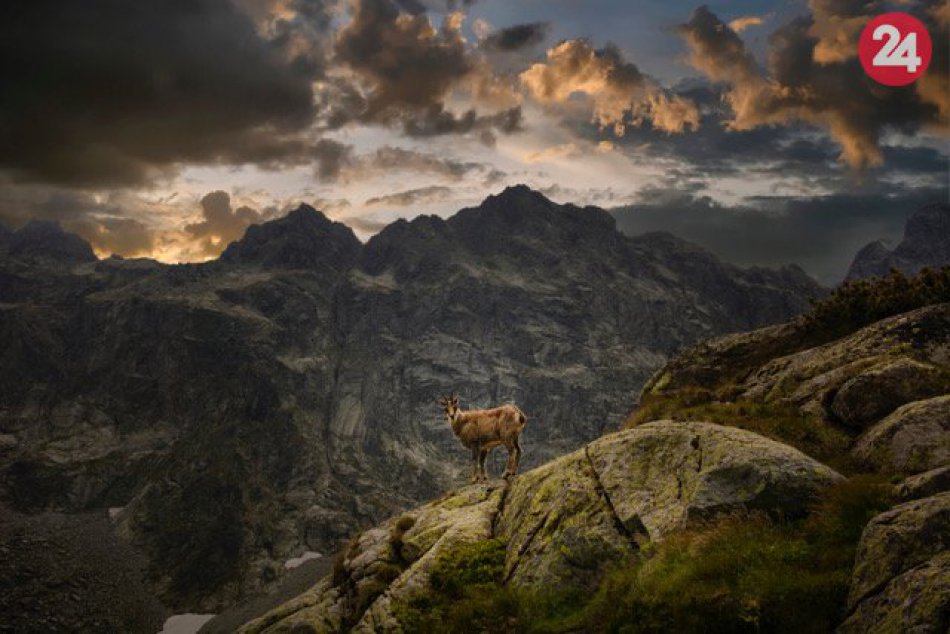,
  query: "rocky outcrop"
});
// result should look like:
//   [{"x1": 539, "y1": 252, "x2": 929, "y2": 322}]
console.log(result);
[
  {"x1": 830, "y1": 359, "x2": 949, "y2": 428},
  {"x1": 839, "y1": 492, "x2": 950, "y2": 633},
  {"x1": 240, "y1": 421, "x2": 842, "y2": 633},
  {"x1": 895, "y1": 466, "x2": 950, "y2": 503},
  {"x1": 846, "y1": 203, "x2": 950, "y2": 281},
  {"x1": 639, "y1": 302, "x2": 950, "y2": 474},
  {"x1": 852, "y1": 396, "x2": 950, "y2": 474},
  {"x1": 0, "y1": 187, "x2": 824, "y2": 610}
]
